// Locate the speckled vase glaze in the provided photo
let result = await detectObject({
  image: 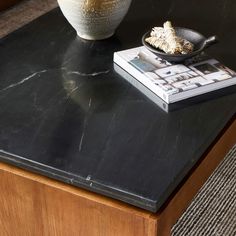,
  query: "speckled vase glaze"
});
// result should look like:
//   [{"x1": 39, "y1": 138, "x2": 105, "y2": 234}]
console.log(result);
[{"x1": 57, "y1": 0, "x2": 132, "y2": 40}]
